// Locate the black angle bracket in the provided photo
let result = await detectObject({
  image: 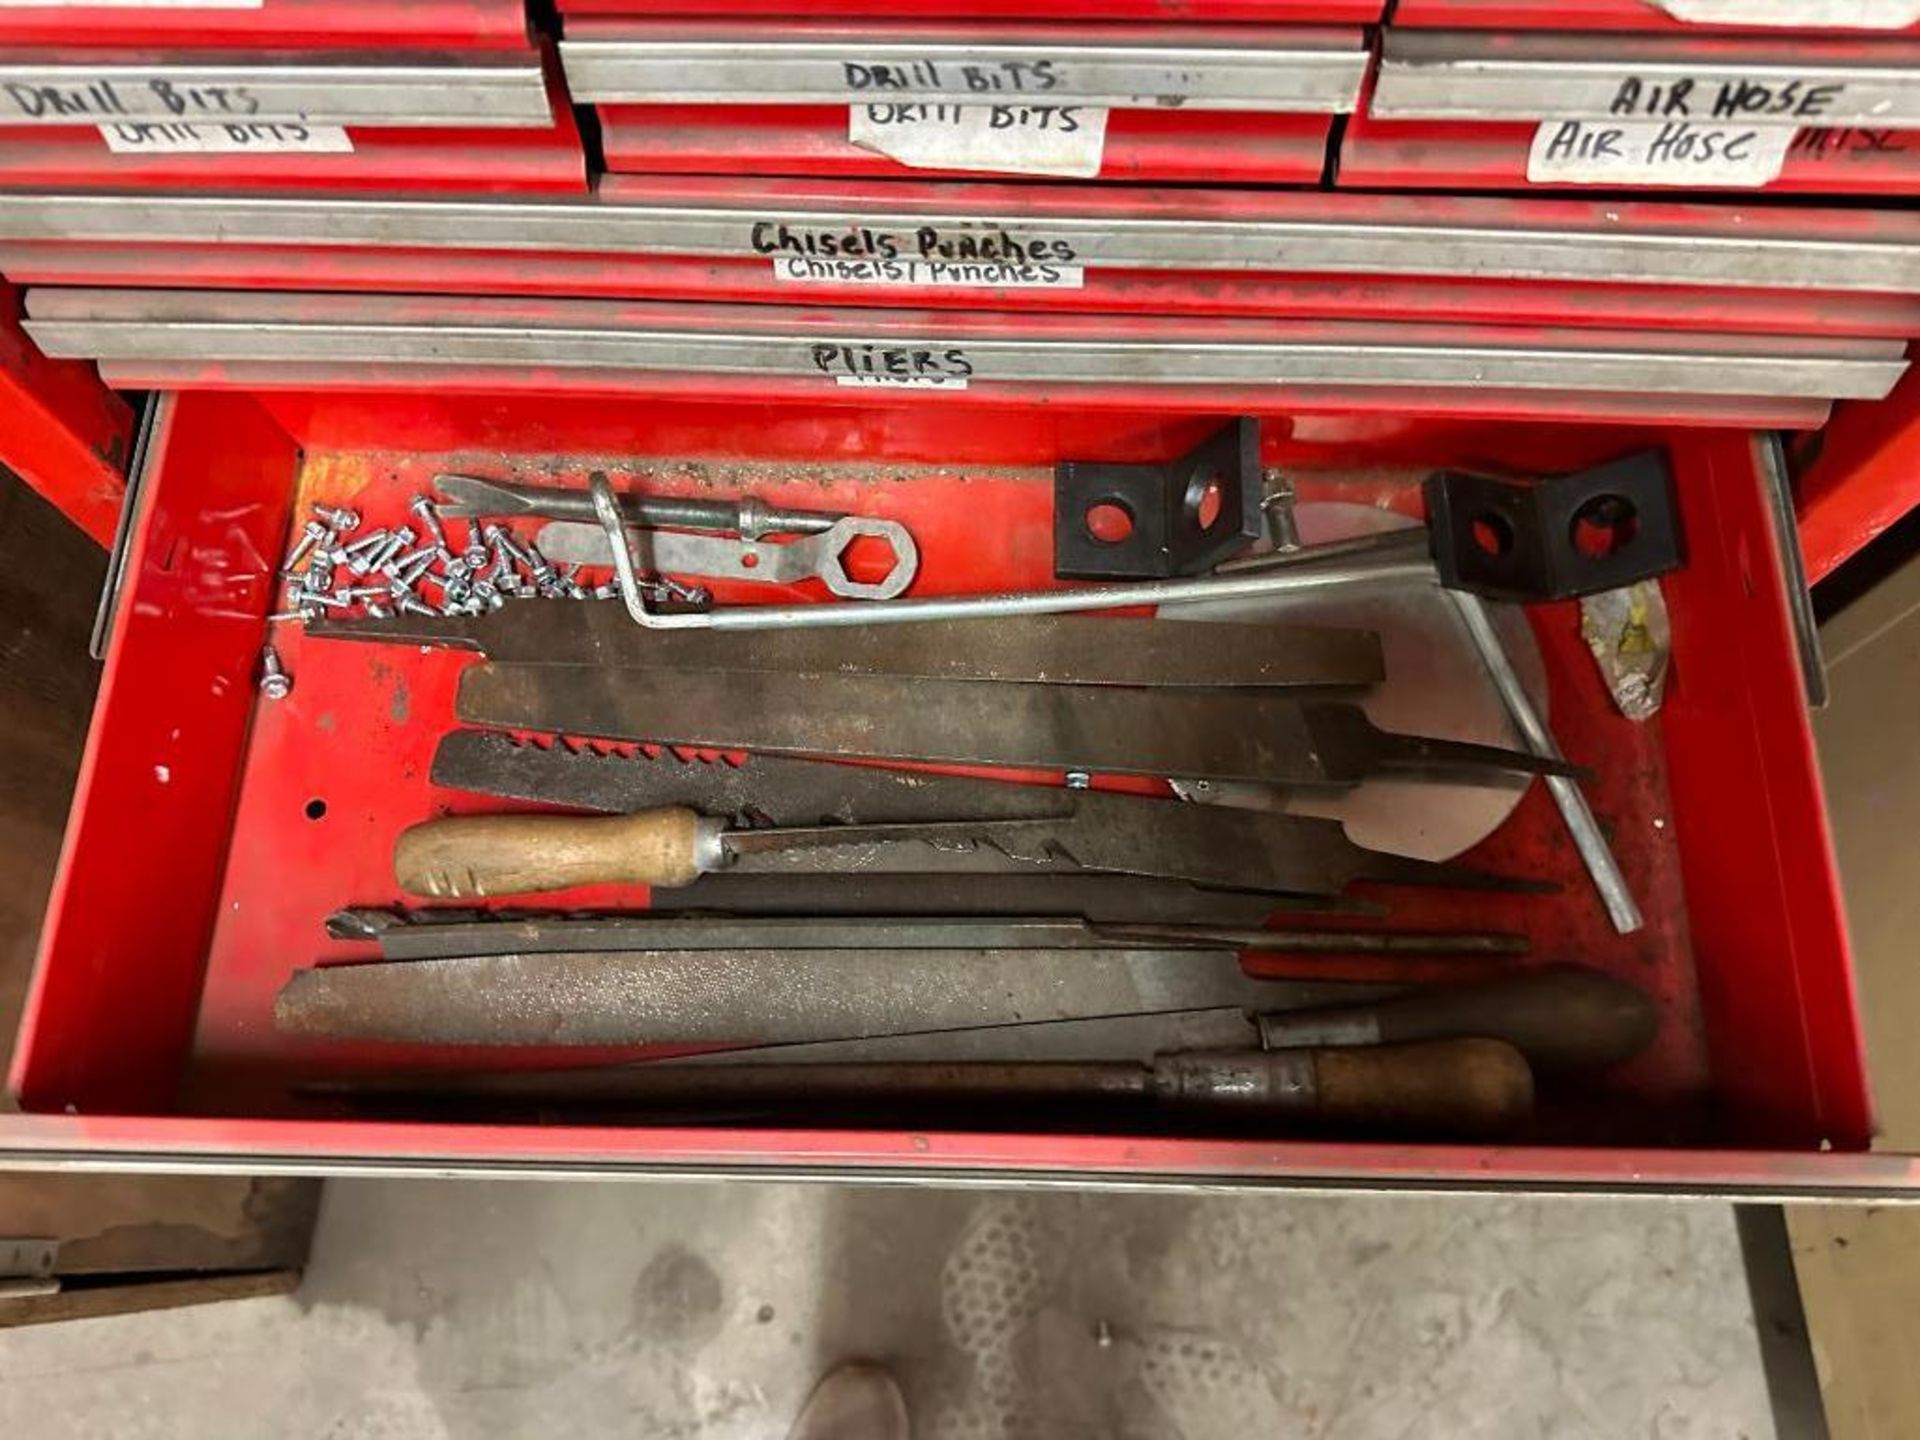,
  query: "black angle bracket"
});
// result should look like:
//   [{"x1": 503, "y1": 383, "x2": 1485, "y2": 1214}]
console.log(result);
[
  {"x1": 1426, "y1": 448, "x2": 1684, "y2": 603},
  {"x1": 1054, "y1": 417, "x2": 1264, "y2": 580}
]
